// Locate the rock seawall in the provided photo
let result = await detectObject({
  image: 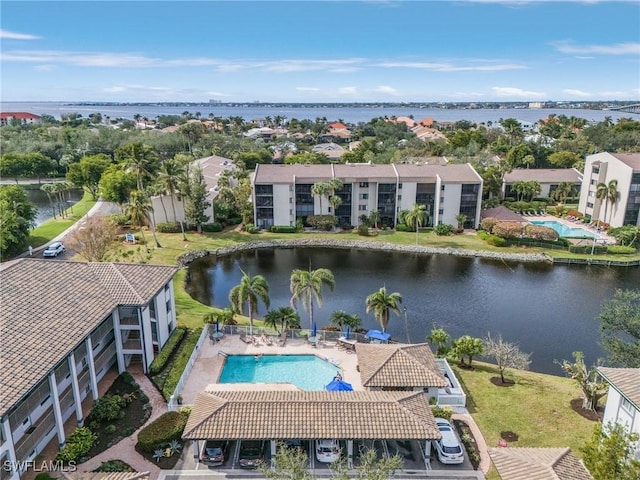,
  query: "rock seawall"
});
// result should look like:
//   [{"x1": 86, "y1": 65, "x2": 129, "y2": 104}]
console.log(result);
[{"x1": 177, "y1": 239, "x2": 551, "y2": 267}]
